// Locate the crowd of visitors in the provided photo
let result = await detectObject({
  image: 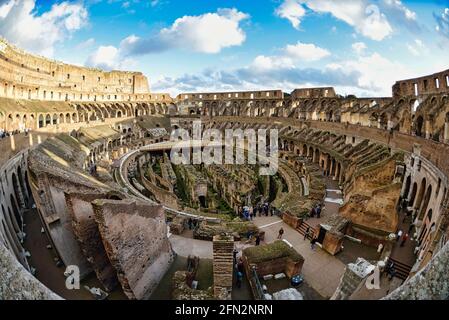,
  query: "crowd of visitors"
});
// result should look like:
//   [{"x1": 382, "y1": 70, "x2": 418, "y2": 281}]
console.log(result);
[
  {"x1": 238, "y1": 201, "x2": 277, "y2": 221},
  {"x1": 0, "y1": 128, "x2": 31, "y2": 139}
]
